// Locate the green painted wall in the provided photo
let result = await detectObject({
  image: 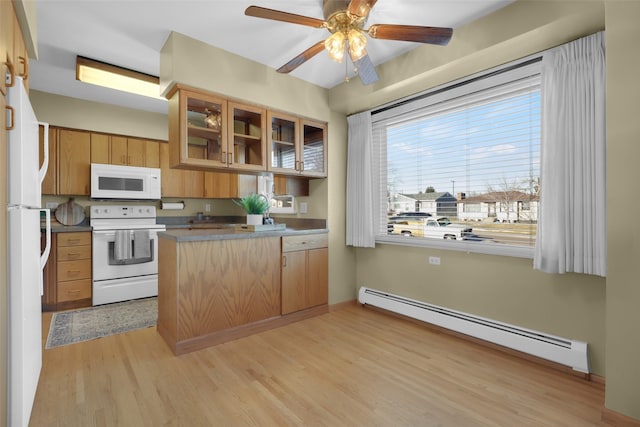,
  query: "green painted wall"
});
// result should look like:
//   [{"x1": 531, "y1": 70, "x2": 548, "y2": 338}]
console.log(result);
[{"x1": 604, "y1": 0, "x2": 640, "y2": 419}]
